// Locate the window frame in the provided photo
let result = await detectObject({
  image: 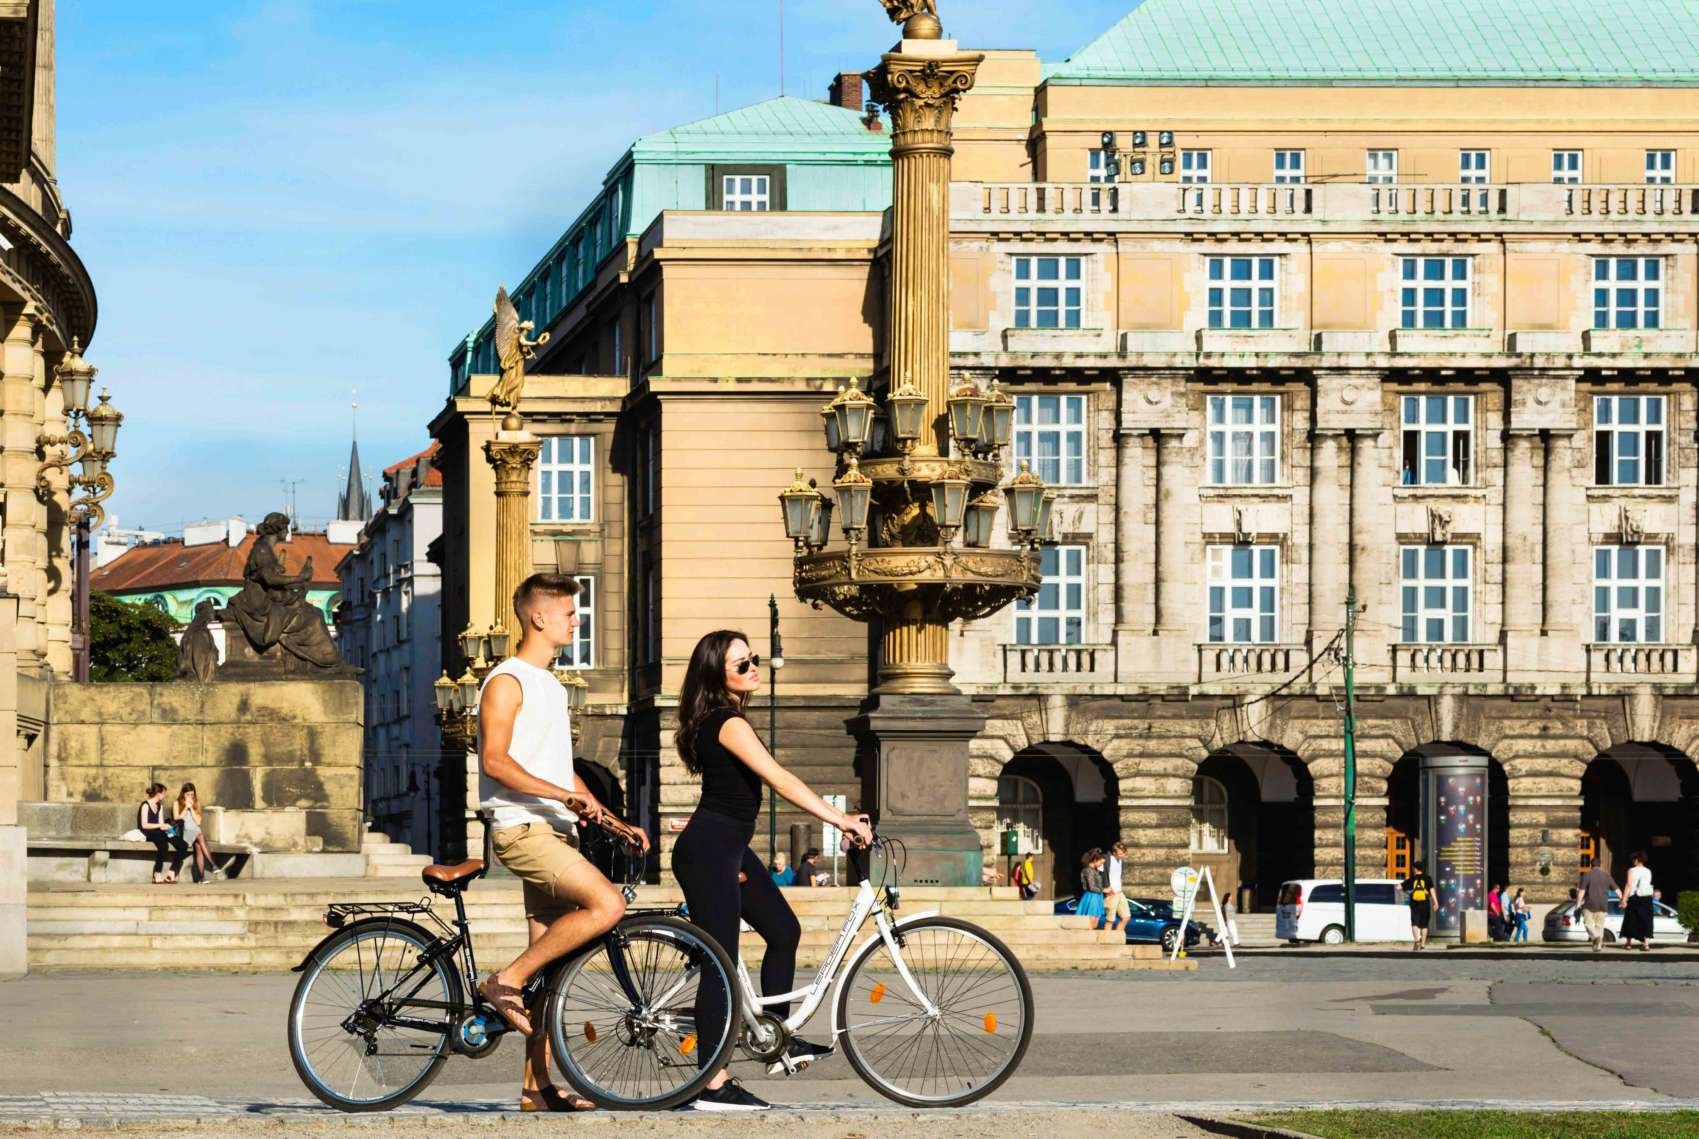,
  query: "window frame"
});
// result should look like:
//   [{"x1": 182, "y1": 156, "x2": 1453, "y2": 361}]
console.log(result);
[
  {"x1": 1399, "y1": 256, "x2": 1472, "y2": 330},
  {"x1": 1206, "y1": 394, "x2": 1281, "y2": 487},
  {"x1": 1593, "y1": 545, "x2": 1665, "y2": 644},
  {"x1": 1458, "y1": 149, "x2": 1490, "y2": 184},
  {"x1": 1645, "y1": 150, "x2": 1675, "y2": 185},
  {"x1": 1180, "y1": 149, "x2": 1212, "y2": 184},
  {"x1": 1189, "y1": 776, "x2": 1229, "y2": 855},
  {"x1": 1011, "y1": 255, "x2": 1084, "y2": 330},
  {"x1": 1088, "y1": 149, "x2": 1117, "y2": 184},
  {"x1": 1366, "y1": 149, "x2": 1398, "y2": 184},
  {"x1": 552, "y1": 575, "x2": 596, "y2": 669},
  {"x1": 1012, "y1": 393, "x2": 1088, "y2": 486},
  {"x1": 706, "y1": 164, "x2": 786, "y2": 210},
  {"x1": 1399, "y1": 545, "x2": 1474, "y2": 644},
  {"x1": 1206, "y1": 544, "x2": 1280, "y2": 644},
  {"x1": 1593, "y1": 394, "x2": 1666, "y2": 488},
  {"x1": 536, "y1": 435, "x2": 596, "y2": 524},
  {"x1": 1552, "y1": 149, "x2": 1582, "y2": 184},
  {"x1": 1013, "y1": 543, "x2": 1087, "y2": 646},
  {"x1": 1399, "y1": 394, "x2": 1475, "y2": 486},
  {"x1": 1206, "y1": 255, "x2": 1279, "y2": 329},
  {"x1": 1273, "y1": 149, "x2": 1305, "y2": 184},
  {"x1": 1592, "y1": 256, "x2": 1662, "y2": 331}
]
